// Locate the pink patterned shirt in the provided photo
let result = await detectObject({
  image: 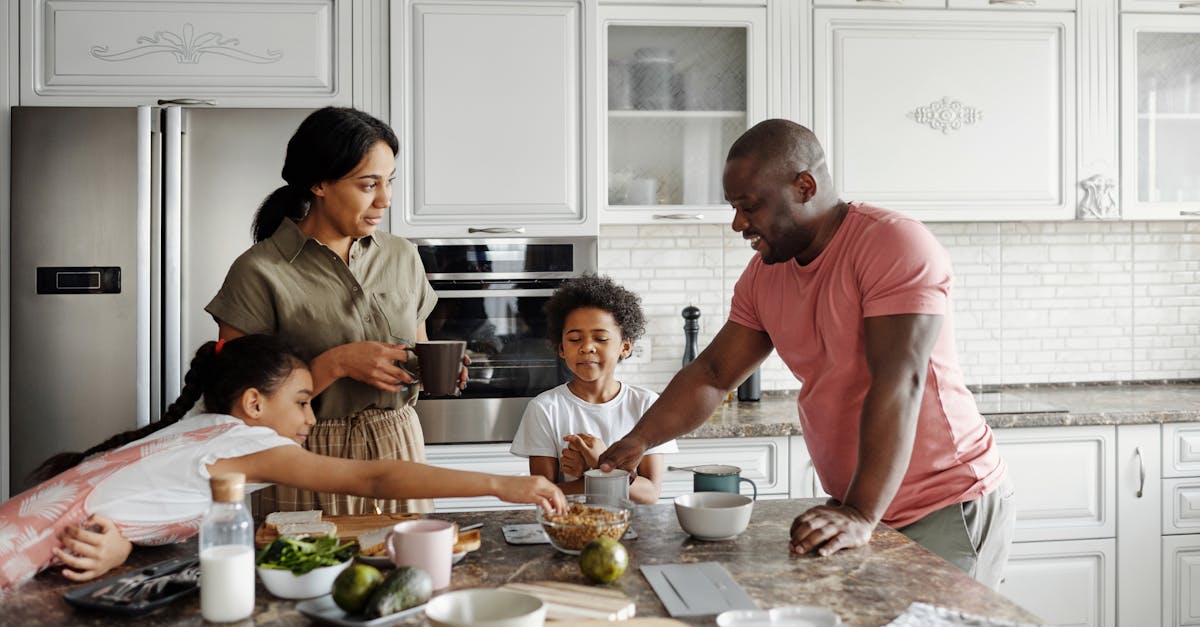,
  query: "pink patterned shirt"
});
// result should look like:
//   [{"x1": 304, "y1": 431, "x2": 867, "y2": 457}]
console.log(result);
[{"x1": 0, "y1": 415, "x2": 296, "y2": 592}]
